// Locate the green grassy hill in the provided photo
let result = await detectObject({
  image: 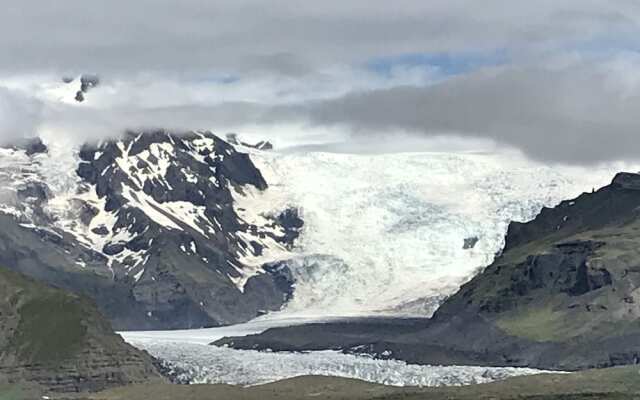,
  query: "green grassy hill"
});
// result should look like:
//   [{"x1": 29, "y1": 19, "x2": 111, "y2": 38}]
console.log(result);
[{"x1": 0, "y1": 266, "x2": 164, "y2": 393}]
